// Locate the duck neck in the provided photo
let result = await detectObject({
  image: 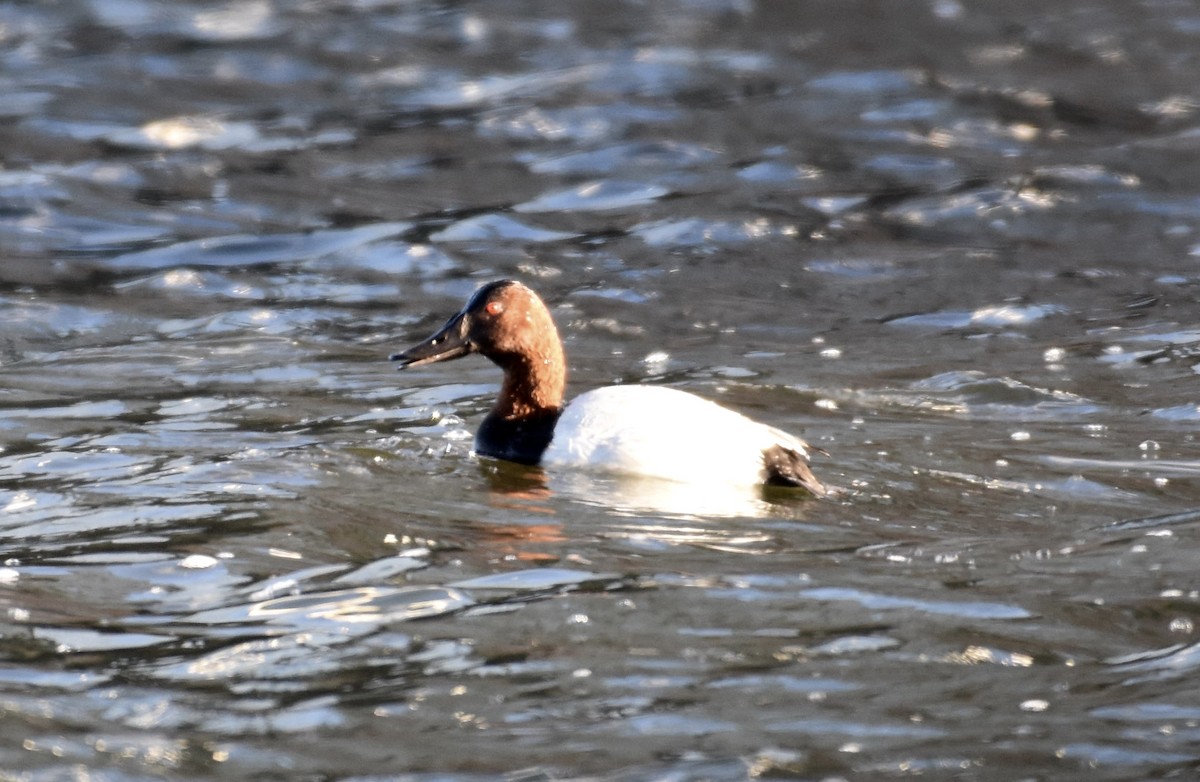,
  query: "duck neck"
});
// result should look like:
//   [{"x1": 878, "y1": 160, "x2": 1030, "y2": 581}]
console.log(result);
[
  {"x1": 491, "y1": 348, "x2": 566, "y2": 422},
  {"x1": 475, "y1": 347, "x2": 565, "y2": 465}
]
